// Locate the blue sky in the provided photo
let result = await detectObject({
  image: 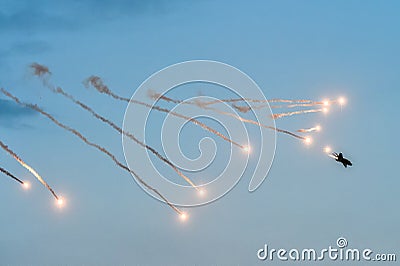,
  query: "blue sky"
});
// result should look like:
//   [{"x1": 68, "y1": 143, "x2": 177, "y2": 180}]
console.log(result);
[{"x1": 0, "y1": 0, "x2": 399, "y2": 265}]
